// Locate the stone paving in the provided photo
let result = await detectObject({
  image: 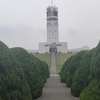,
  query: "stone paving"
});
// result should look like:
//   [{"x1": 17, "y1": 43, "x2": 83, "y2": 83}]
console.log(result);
[
  {"x1": 35, "y1": 52, "x2": 79, "y2": 100},
  {"x1": 50, "y1": 52, "x2": 57, "y2": 74},
  {"x1": 35, "y1": 75, "x2": 79, "y2": 100}
]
